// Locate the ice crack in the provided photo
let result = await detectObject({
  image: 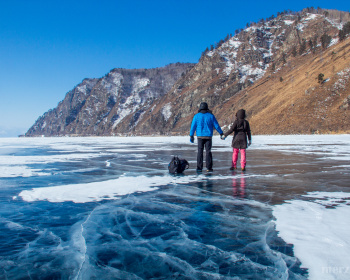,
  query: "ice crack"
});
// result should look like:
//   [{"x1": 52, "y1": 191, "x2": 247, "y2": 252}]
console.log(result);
[{"x1": 73, "y1": 208, "x2": 96, "y2": 280}]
